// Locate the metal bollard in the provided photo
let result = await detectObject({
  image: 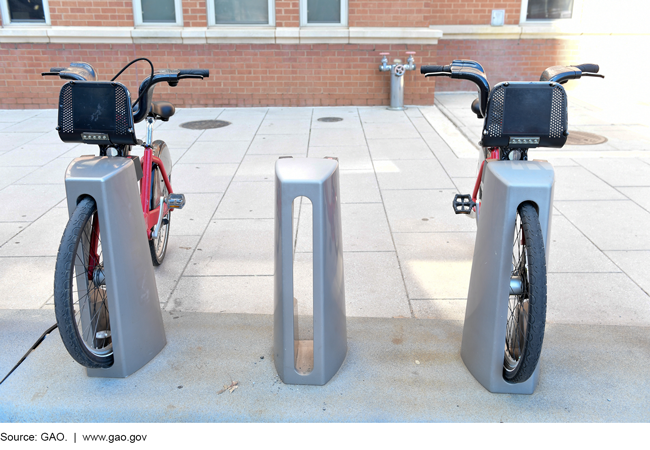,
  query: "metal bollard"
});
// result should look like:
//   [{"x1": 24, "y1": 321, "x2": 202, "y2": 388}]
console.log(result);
[
  {"x1": 379, "y1": 51, "x2": 417, "y2": 110},
  {"x1": 64, "y1": 156, "x2": 166, "y2": 378},
  {"x1": 273, "y1": 157, "x2": 347, "y2": 386}
]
